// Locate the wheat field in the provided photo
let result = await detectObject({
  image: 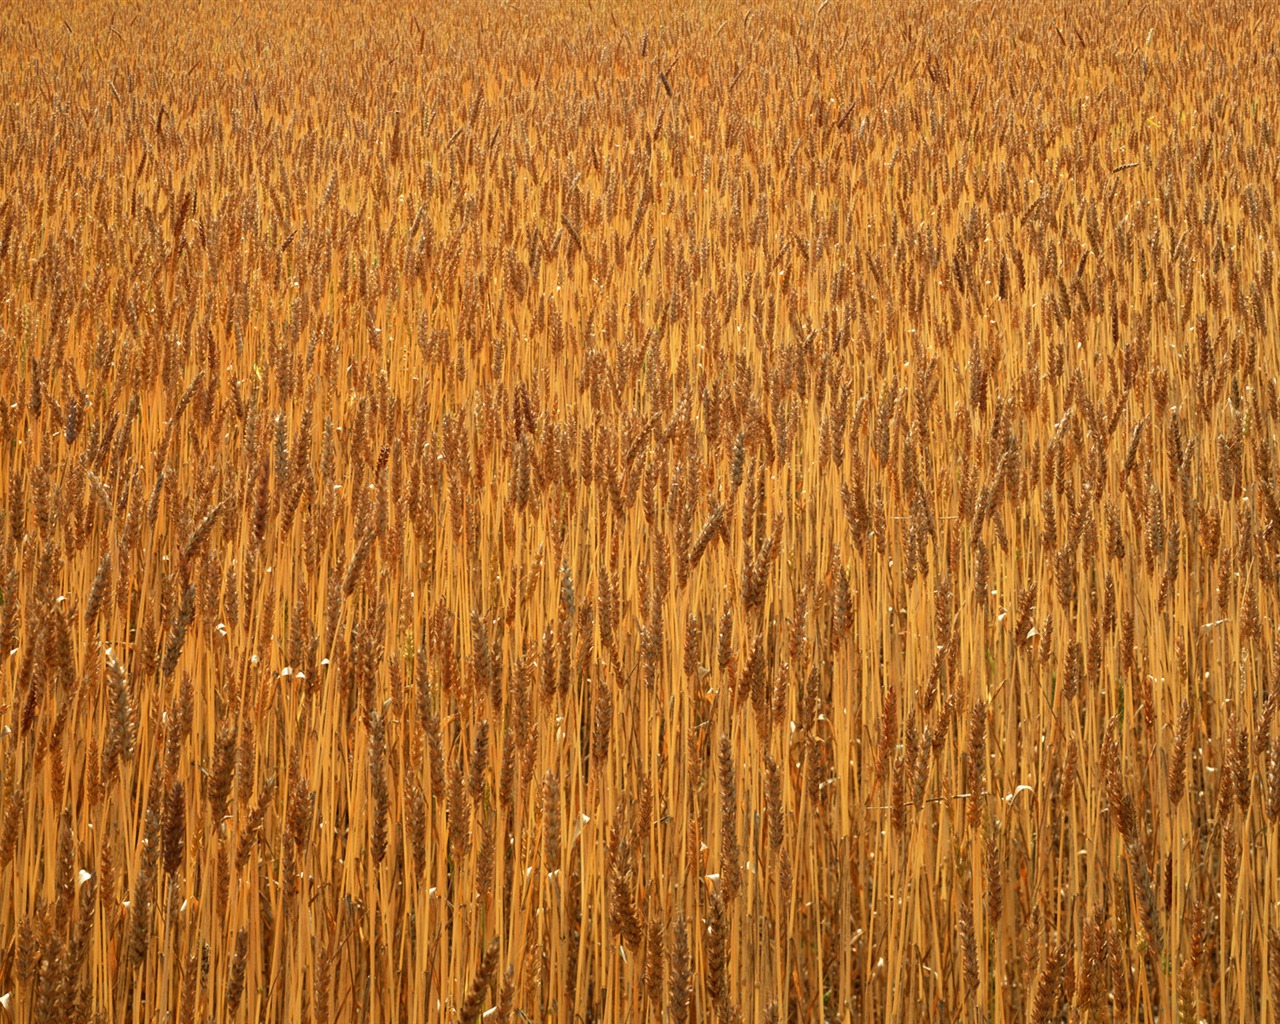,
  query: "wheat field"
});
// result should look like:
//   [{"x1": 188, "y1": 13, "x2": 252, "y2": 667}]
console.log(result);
[{"x1": 1, "y1": 0, "x2": 1279, "y2": 1021}]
